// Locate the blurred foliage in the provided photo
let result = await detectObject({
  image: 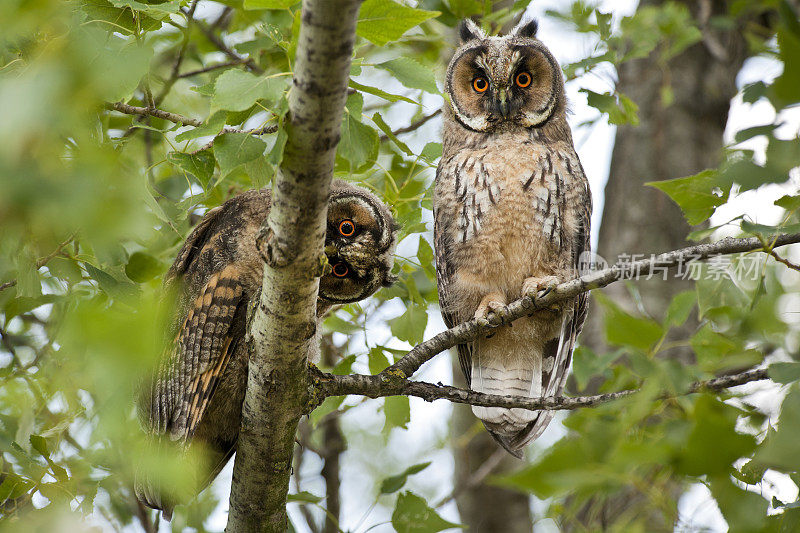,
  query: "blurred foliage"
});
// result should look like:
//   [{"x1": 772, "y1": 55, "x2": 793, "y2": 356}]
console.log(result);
[{"x1": 1, "y1": 0, "x2": 799, "y2": 531}]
